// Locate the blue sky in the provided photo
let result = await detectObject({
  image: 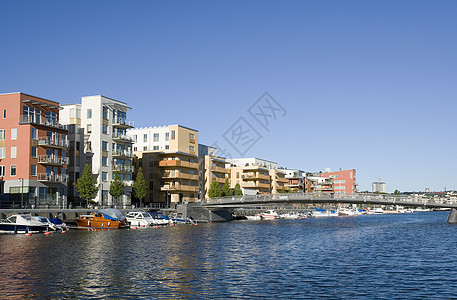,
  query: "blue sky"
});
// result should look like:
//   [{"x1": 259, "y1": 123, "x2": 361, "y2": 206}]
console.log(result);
[{"x1": 1, "y1": 0, "x2": 456, "y2": 192}]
